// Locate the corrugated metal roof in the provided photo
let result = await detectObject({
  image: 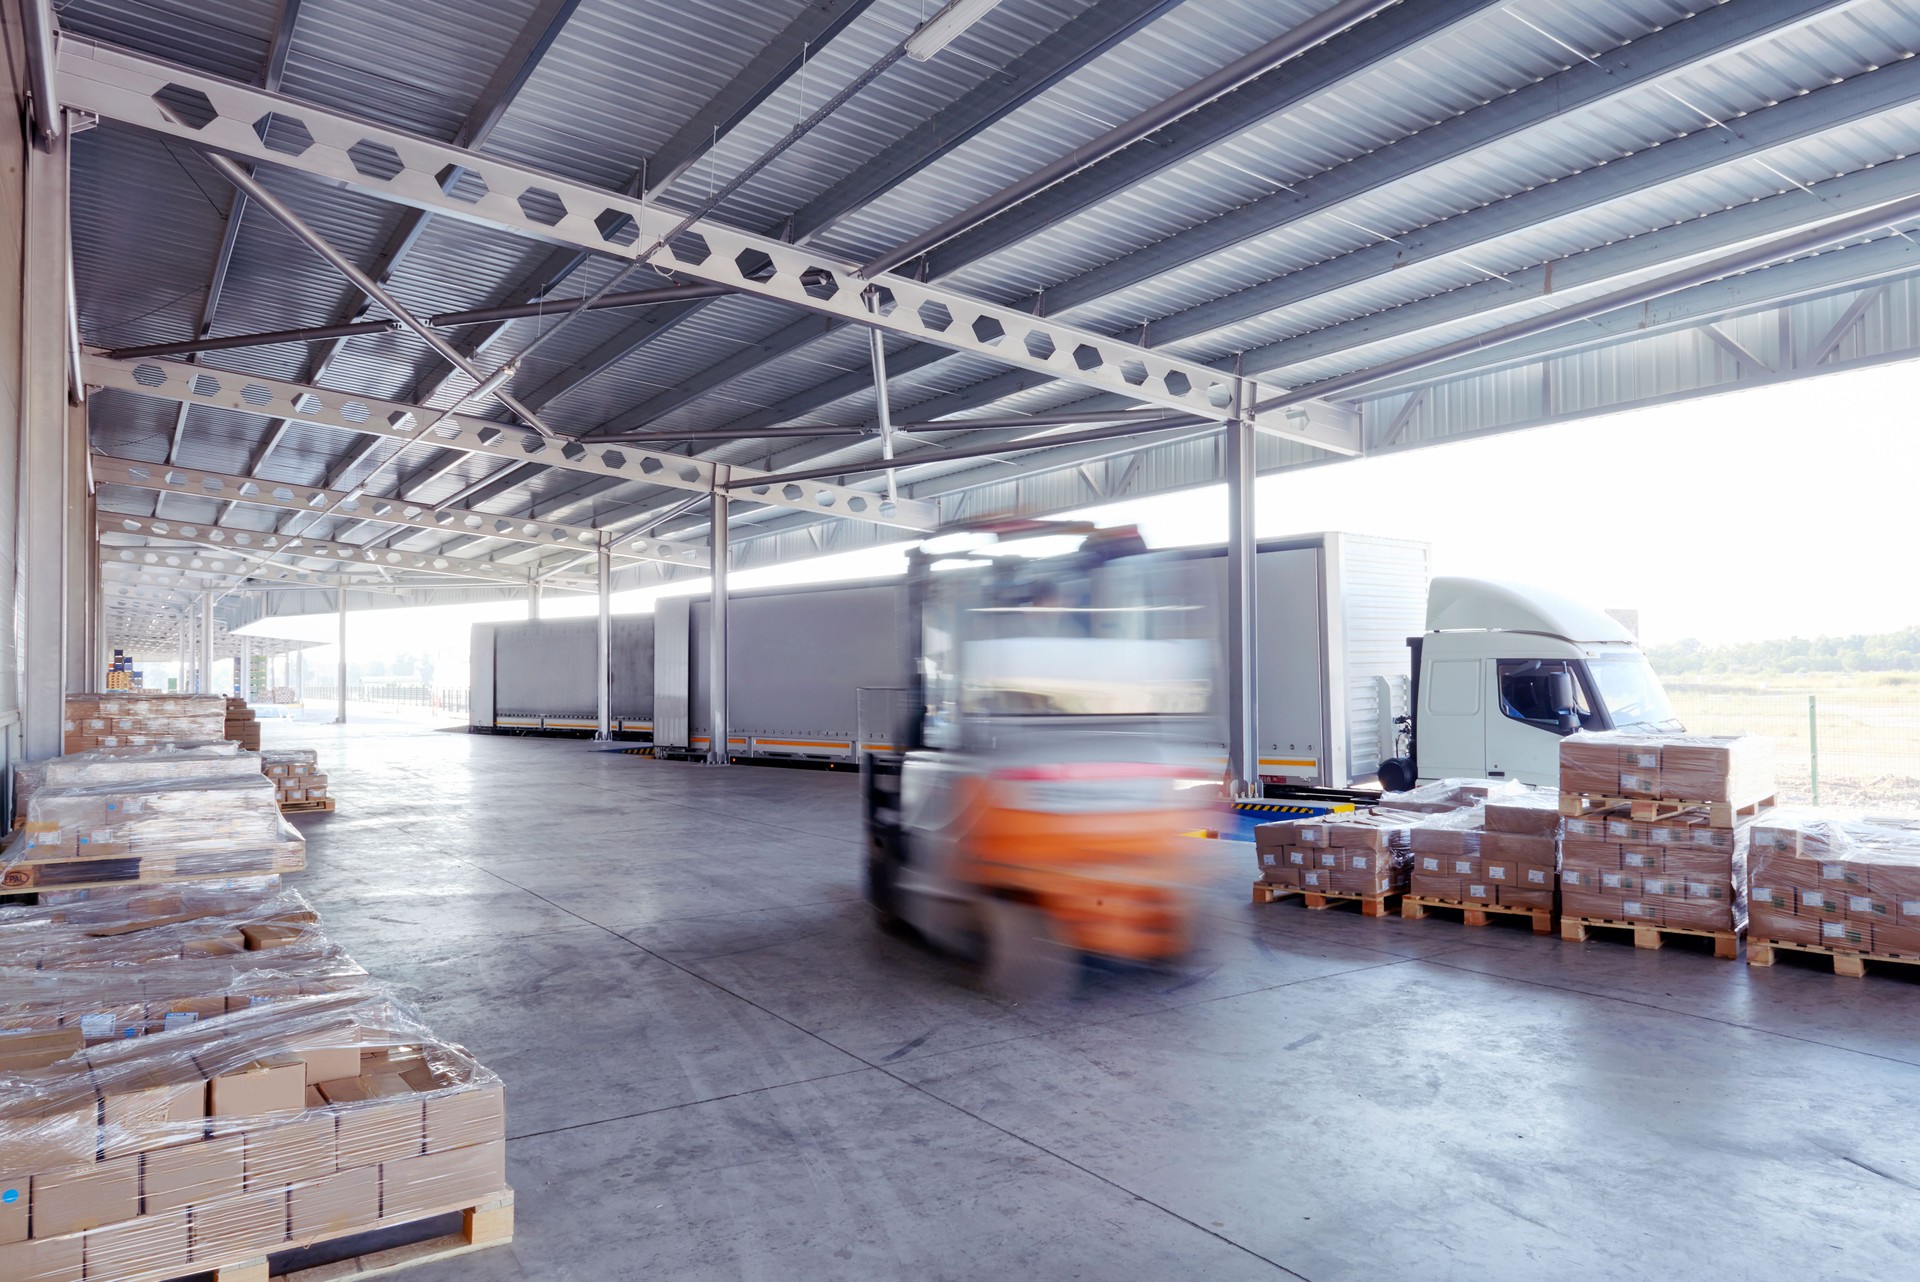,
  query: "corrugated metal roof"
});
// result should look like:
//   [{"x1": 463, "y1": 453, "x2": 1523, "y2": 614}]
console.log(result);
[{"x1": 63, "y1": 0, "x2": 1920, "y2": 618}]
